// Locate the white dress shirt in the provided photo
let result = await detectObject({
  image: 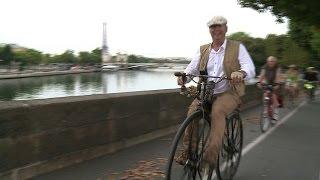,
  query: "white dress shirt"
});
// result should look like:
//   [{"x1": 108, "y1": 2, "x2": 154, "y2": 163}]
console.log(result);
[{"x1": 184, "y1": 39, "x2": 256, "y2": 94}]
